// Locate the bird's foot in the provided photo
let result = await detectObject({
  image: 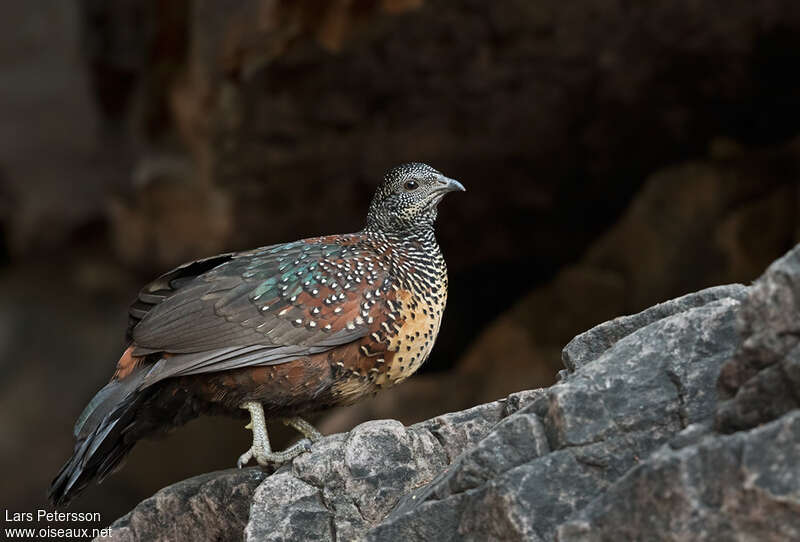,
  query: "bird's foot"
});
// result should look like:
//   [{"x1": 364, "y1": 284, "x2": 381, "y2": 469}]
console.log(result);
[
  {"x1": 280, "y1": 416, "x2": 323, "y2": 442},
  {"x1": 237, "y1": 402, "x2": 315, "y2": 468},
  {"x1": 238, "y1": 438, "x2": 312, "y2": 468}
]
